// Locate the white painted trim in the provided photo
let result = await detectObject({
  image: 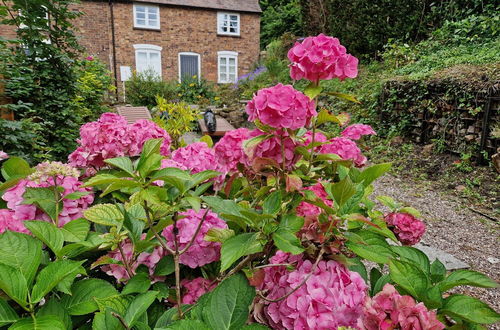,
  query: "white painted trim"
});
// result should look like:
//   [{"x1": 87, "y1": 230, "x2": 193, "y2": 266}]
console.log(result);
[
  {"x1": 217, "y1": 51, "x2": 238, "y2": 84},
  {"x1": 217, "y1": 12, "x2": 240, "y2": 36},
  {"x1": 134, "y1": 44, "x2": 163, "y2": 51},
  {"x1": 133, "y1": 3, "x2": 160, "y2": 30},
  {"x1": 134, "y1": 44, "x2": 162, "y2": 79},
  {"x1": 178, "y1": 52, "x2": 201, "y2": 82}
]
